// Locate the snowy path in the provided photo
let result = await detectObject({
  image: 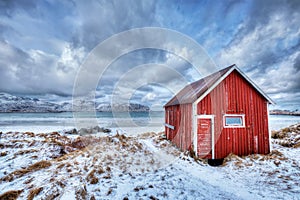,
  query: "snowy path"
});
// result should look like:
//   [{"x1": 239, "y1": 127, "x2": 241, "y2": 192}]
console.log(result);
[{"x1": 141, "y1": 139, "x2": 251, "y2": 200}]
